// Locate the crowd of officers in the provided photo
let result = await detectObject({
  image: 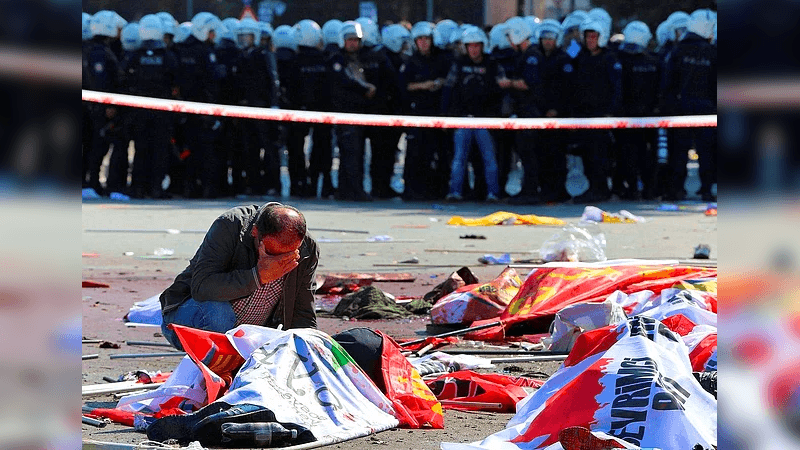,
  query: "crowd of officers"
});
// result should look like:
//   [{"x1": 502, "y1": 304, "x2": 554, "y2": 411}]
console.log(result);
[{"x1": 82, "y1": 8, "x2": 717, "y2": 203}]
